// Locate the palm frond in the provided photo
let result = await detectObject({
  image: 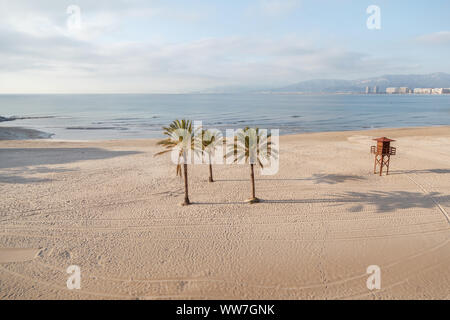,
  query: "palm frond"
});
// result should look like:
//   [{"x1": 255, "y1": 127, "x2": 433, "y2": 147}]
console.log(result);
[
  {"x1": 226, "y1": 127, "x2": 278, "y2": 167},
  {"x1": 155, "y1": 119, "x2": 196, "y2": 177}
]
